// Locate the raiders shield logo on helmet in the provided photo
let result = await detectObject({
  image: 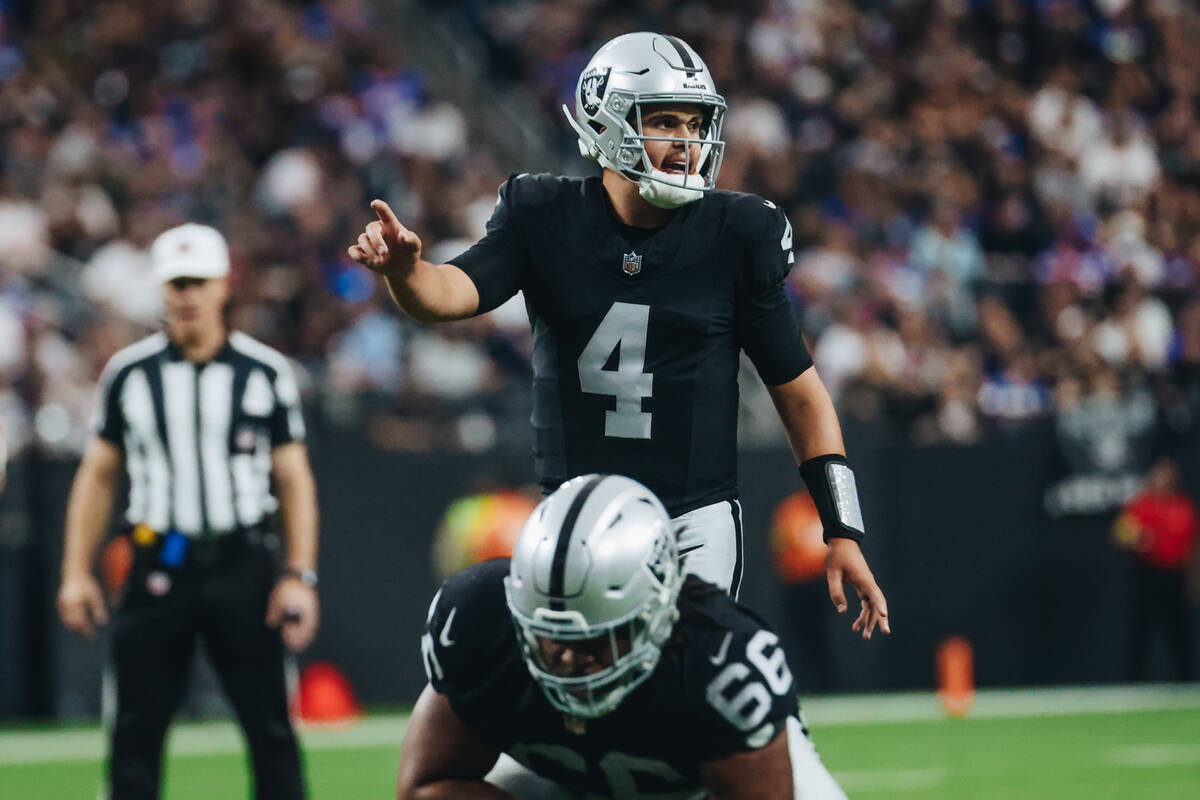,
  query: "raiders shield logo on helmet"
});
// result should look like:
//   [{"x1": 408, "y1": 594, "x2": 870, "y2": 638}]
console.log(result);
[
  {"x1": 580, "y1": 67, "x2": 611, "y2": 117},
  {"x1": 622, "y1": 252, "x2": 643, "y2": 276}
]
